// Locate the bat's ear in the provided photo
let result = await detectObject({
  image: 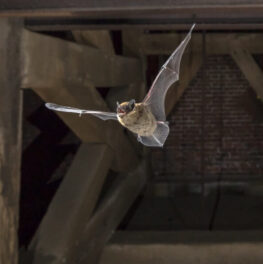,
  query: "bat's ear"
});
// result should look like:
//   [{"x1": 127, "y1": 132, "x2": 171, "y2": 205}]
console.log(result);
[
  {"x1": 116, "y1": 101, "x2": 120, "y2": 108},
  {"x1": 128, "y1": 99, "x2": 136, "y2": 110}
]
